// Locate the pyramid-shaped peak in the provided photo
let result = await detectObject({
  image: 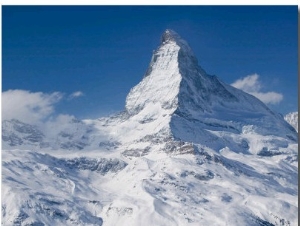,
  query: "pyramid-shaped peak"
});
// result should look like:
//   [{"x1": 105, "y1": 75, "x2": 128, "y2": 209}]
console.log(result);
[
  {"x1": 161, "y1": 29, "x2": 182, "y2": 43},
  {"x1": 160, "y1": 29, "x2": 194, "y2": 57},
  {"x1": 125, "y1": 29, "x2": 297, "y2": 141}
]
